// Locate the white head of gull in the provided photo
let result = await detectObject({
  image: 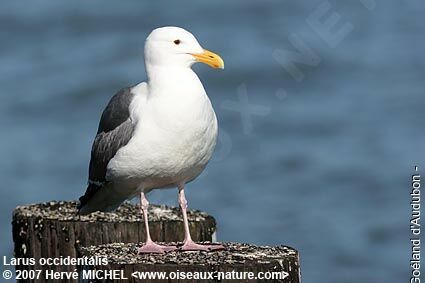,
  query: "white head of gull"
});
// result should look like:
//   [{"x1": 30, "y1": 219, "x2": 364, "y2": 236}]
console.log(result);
[{"x1": 77, "y1": 26, "x2": 224, "y2": 253}]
